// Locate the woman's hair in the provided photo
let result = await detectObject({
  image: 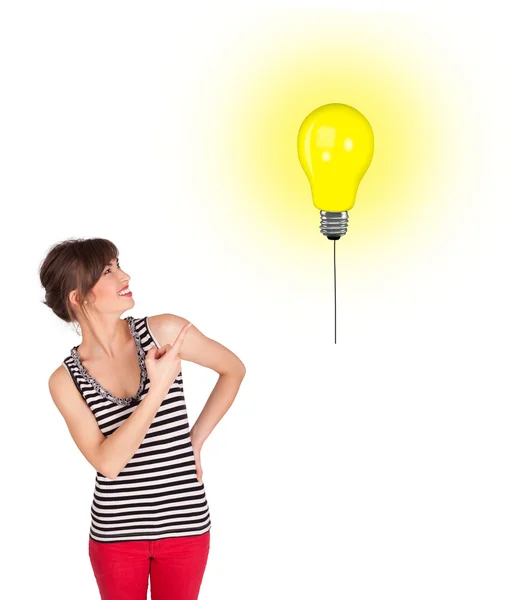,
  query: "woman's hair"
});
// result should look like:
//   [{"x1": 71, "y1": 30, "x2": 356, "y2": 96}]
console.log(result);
[{"x1": 39, "y1": 238, "x2": 119, "y2": 331}]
